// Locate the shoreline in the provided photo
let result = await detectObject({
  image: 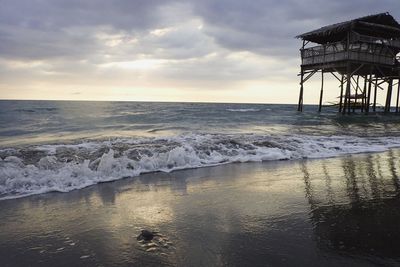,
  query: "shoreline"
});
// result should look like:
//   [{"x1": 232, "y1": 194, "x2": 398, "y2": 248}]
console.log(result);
[
  {"x1": 2, "y1": 146, "x2": 400, "y2": 202},
  {"x1": 1, "y1": 149, "x2": 400, "y2": 266}
]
